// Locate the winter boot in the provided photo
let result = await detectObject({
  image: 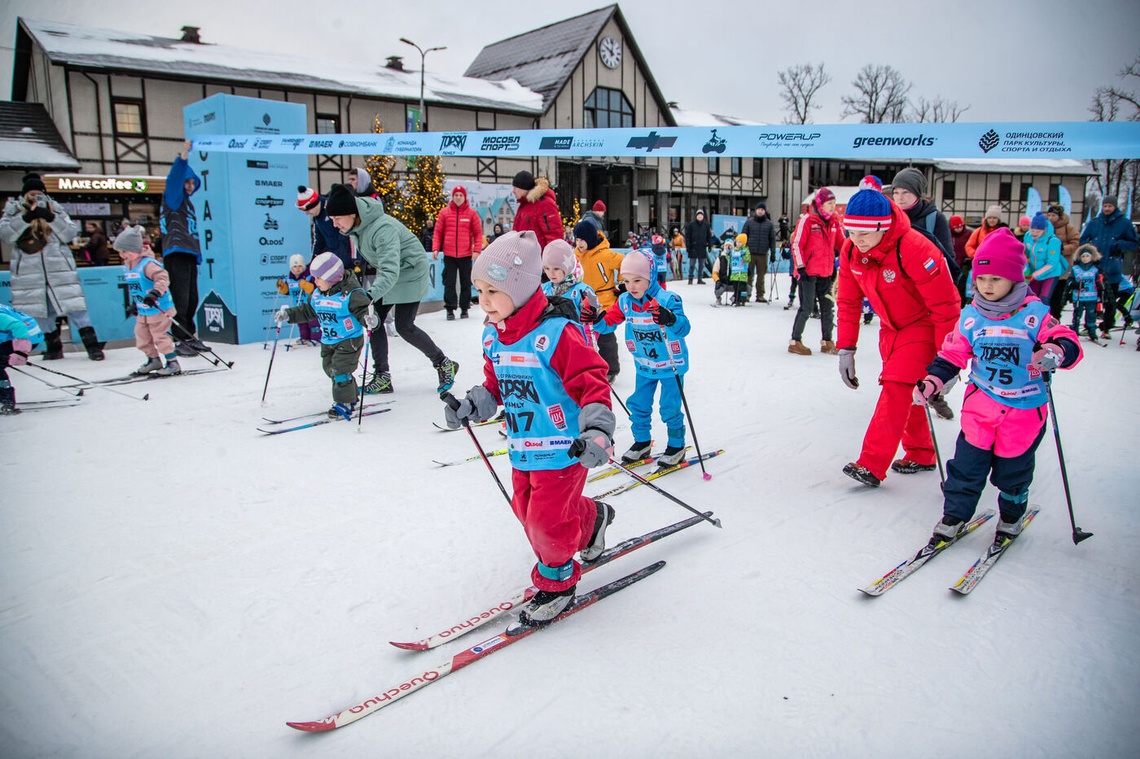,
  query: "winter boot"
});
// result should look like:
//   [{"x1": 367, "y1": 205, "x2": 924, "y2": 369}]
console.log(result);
[
  {"x1": 929, "y1": 394, "x2": 955, "y2": 420},
  {"x1": 517, "y1": 585, "x2": 576, "y2": 627},
  {"x1": 460, "y1": 309, "x2": 469, "y2": 319},
  {"x1": 0, "y1": 381, "x2": 18, "y2": 415},
  {"x1": 787, "y1": 339, "x2": 812, "y2": 356},
  {"x1": 363, "y1": 371, "x2": 393, "y2": 394},
  {"x1": 621, "y1": 440, "x2": 653, "y2": 464},
  {"x1": 78, "y1": 326, "x2": 105, "y2": 361},
  {"x1": 820, "y1": 340, "x2": 839, "y2": 355},
  {"x1": 132, "y1": 356, "x2": 163, "y2": 375},
  {"x1": 930, "y1": 515, "x2": 965, "y2": 546},
  {"x1": 175, "y1": 341, "x2": 200, "y2": 357},
  {"x1": 657, "y1": 446, "x2": 687, "y2": 468},
  {"x1": 156, "y1": 358, "x2": 182, "y2": 376},
  {"x1": 446, "y1": 309, "x2": 456, "y2": 321},
  {"x1": 434, "y1": 357, "x2": 459, "y2": 393},
  {"x1": 327, "y1": 402, "x2": 356, "y2": 420},
  {"x1": 581, "y1": 502, "x2": 615, "y2": 562},
  {"x1": 42, "y1": 329, "x2": 64, "y2": 360},
  {"x1": 891, "y1": 459, "x2": 937, "y2": 474},
  {"x1": 842, "y1": 462, "x2": 882, "y2": 488}
]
